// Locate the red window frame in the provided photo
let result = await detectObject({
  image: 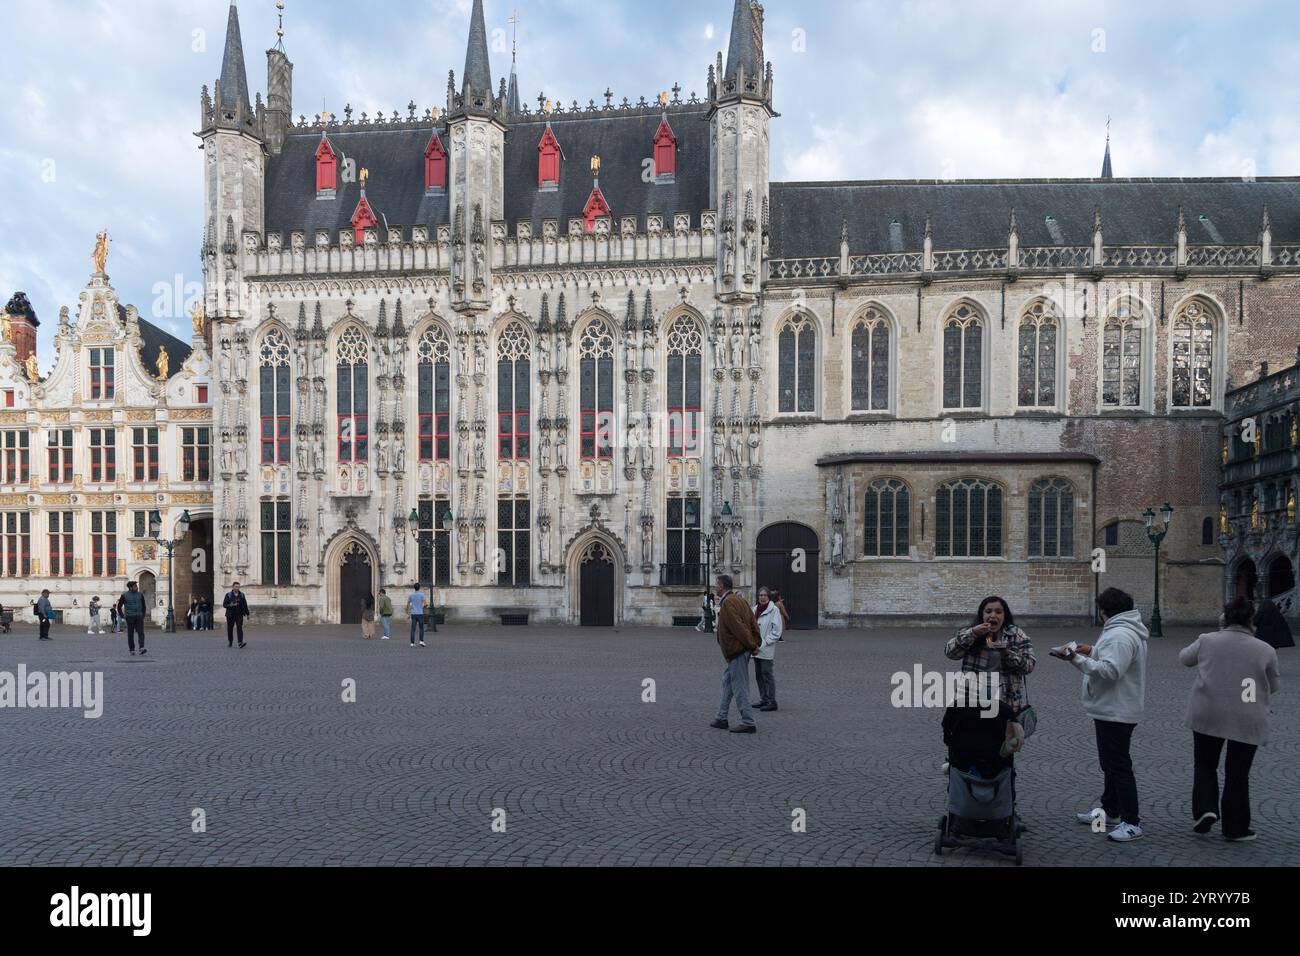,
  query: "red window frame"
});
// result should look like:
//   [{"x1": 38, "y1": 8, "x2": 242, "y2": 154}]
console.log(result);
[
  {"x1": 418, "y1": 359, "x2": 450, "y2": 463},
  {"x1": 653, "y1": 118, "x2": 677, "y2": 178},
  {"x1": 47, "y1": 429, "x2": 73, "y2": 484},
  {"x1": 315, "y1": 135, "x2": 337, "y2": 194},
  {"x1": 497, "y1": 359, "x2": 530, "y2": 461},
  {"x1": 538, "y1": 126, "x2": 561, "y2": 187},
  {"x1": 183, "y1": 427, "x2": 211, "y2": 482},
  {"x1": 89, "y1": 347, "x2": 115, "y2": 400},
  {"x1": 91, "y1": 511, "x2": 117, "y2": 578},
  {"x1": 196, "y1": 385, "x2": 209, "y2": 404},
  {"x1": 425, "y1": 133, "x2": 447, "y2": 190},
  {"x1": 336, "y1": 360, "x2": 369, "y2": 464},
  {"x1": 48, "y1": 512, "x2": 73, "y2": 577},
  {"x1": 89, "y1": 428, "x2": 116, "y2": 483},
  {"x1": 583, "y1": 186, "x2": 611, "y2": 233},
  {"x1": 132, "y1": 427, "x2": 159, "y2": 481},
  {"x1": 1, "y1": 512, "x2": 31, "y2": 577},
  {"x1": 1, "y1": 431, "x2": 29, "y2": 484}
]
